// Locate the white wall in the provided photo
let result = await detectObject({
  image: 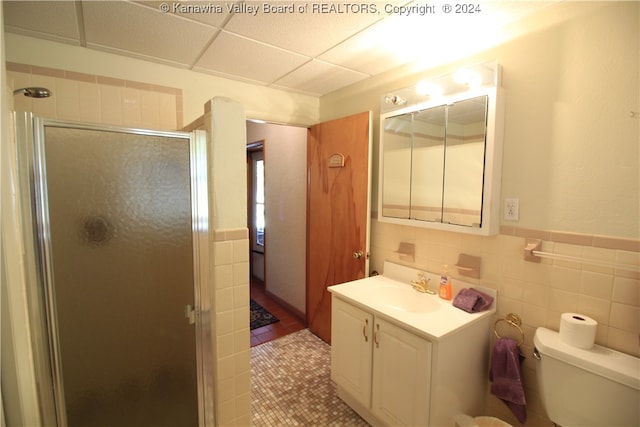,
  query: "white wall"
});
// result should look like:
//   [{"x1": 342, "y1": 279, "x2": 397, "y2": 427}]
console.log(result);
[
  {"x1": 246, "y1": 122, "x2": 307, "y2": 315},
  {"x1": 321, "y1": 1, "x2": 639, "y2": 239}
]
